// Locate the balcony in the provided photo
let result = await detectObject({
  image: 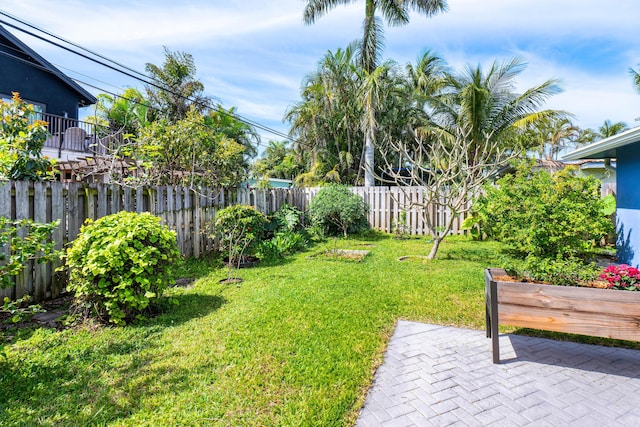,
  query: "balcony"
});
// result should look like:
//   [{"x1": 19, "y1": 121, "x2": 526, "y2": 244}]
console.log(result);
[{"x1": 39, "y1": 112, "x2": 123, "y2": 161}]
